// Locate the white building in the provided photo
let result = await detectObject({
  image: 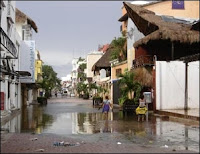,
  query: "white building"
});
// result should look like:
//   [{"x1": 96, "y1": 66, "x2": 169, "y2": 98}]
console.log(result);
[
  {"x1": 15, "y1": 8, "x2": 38, "y2": 106},
  {"x1": 71, "y1": 58, "x2": 79, "y2": 95},
  {"x1": 61, "y1": 74, "x2": 72, "y2": 95},
  {"x1": 0, "y1": 1, "x2": 21, "y2": 117},
  {"x1": 71, "y1": 58, "x2": 87, "y2": 96}
]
